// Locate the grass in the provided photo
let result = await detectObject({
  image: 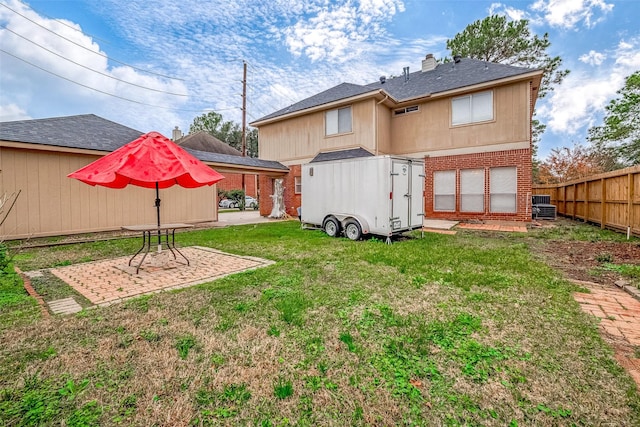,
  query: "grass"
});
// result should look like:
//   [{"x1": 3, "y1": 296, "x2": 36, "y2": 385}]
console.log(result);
[{"x1": 0, "y1": 220, "x2": 639, "y2": 425}]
